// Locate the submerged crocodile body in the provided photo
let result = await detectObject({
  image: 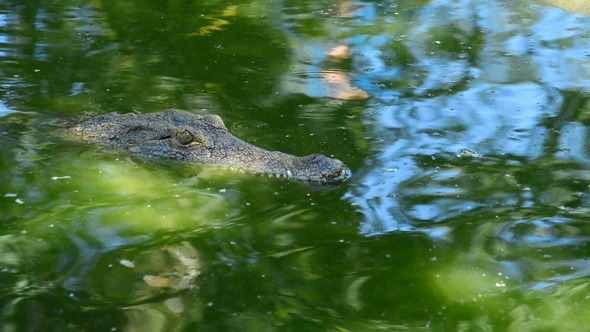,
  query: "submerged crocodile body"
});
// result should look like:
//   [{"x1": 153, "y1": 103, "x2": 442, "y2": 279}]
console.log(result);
[{"x1": 67, "y1": 109, "x2": 349, "y2": 183}]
